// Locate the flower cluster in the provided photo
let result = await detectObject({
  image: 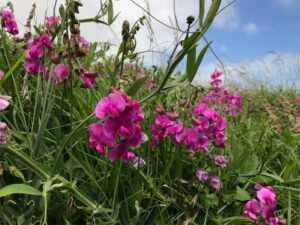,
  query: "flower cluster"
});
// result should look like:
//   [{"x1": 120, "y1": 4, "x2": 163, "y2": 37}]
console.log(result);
[
  {"x1": 185, "y1": 107, "x2": 227, "y2": 151},
  {"x1": 25, "y1": 34, "x2": 53, "y2": 74},
  {"x1": 196, "y1": 170, "x2": 222, "y2": 190},
  {"x1": 201, "y1": 70, "x2": 242, "y2": 116},
  {"x1": 0, "y1": 10, "x2": 19, "y2": 35},
  {"x1": 243, "y1": 184, "x2": 286, "y2": 225},
  {"x1": 89, "y1": 93, "x2": 147, "y2": 165},
  {"x1": 46, "y1": 16, "x2": 61, "y2": 35},
  {"x1": 149, "y1": 107, "x2": 183, "y2": 148}
]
